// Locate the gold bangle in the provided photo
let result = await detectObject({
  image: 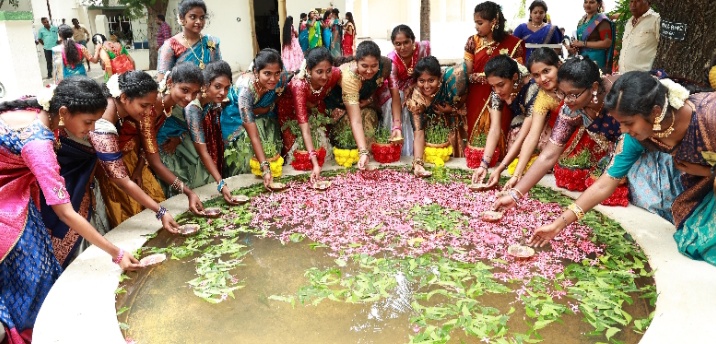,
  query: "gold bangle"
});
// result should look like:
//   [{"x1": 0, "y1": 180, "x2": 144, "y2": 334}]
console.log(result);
[
  {"x1": 510, "y1": 188, "x2": 524, "y2": 198},
  {"x1": 567, "y1": 203, "x2": 585, "y2": 221}
]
